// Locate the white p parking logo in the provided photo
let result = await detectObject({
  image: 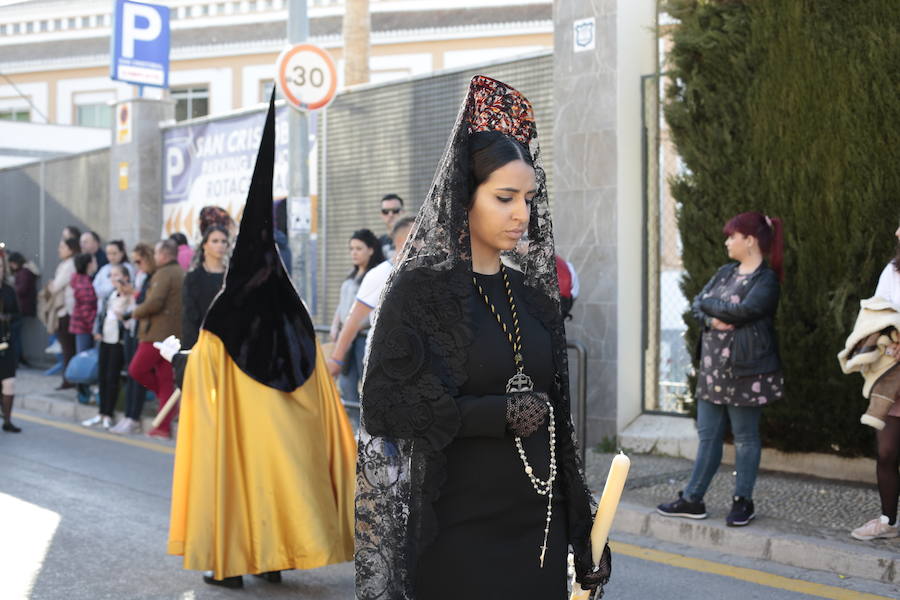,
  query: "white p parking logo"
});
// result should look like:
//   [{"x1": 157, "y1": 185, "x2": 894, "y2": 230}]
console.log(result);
[{"x1": 122, "y1": 2, "x2": 163, "y2": 59}]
